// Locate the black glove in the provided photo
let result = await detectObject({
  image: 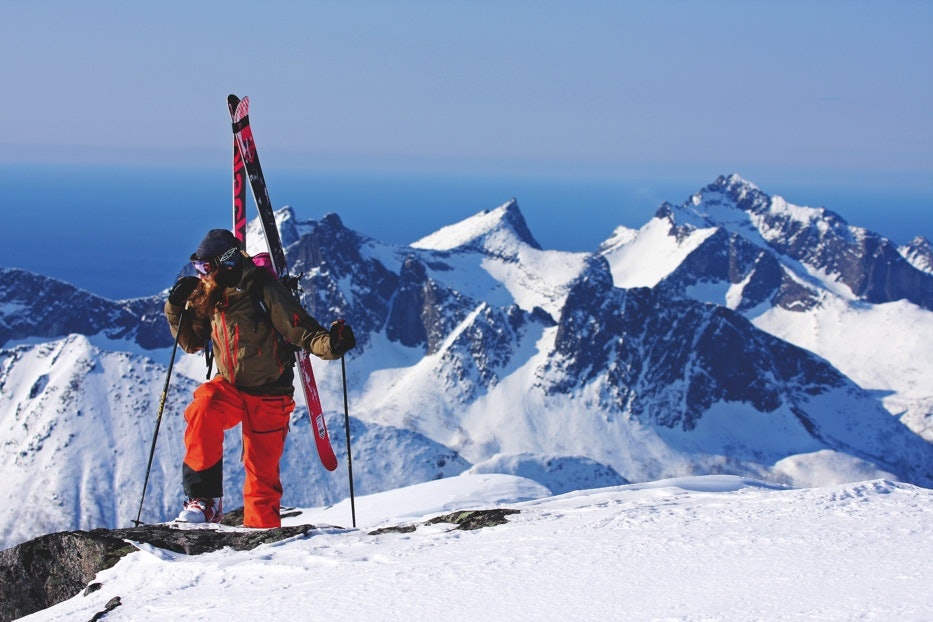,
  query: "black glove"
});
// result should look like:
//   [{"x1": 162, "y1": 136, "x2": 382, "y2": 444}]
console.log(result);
[
  {"x1": 168, "y1": 276, "x2": 199, "y2": 306},
  {"x1": 329, "y1": 319, "x2": 356, "y2": 357}
]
